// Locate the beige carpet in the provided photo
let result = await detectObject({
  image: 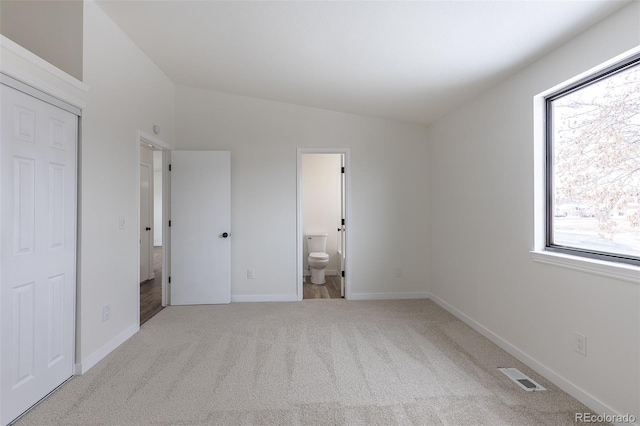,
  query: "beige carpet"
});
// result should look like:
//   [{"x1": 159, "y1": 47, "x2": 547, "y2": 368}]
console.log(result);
[{"x1": 16, "y1": 300, "x2": 606, "y2": 425}]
